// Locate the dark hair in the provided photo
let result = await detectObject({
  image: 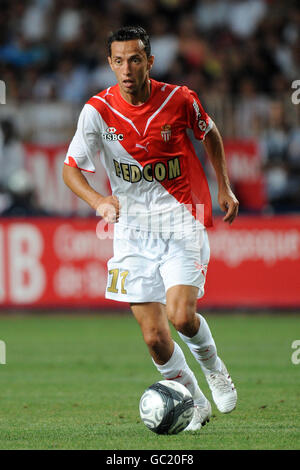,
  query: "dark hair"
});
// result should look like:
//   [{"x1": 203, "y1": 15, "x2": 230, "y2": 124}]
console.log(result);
[{"x1": 107, "y1": 26, "x2": 151, "y2": 58}]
